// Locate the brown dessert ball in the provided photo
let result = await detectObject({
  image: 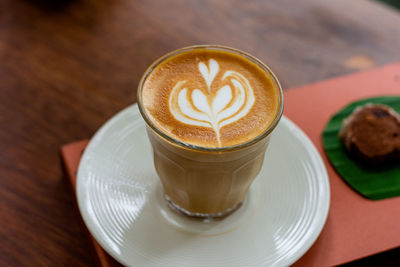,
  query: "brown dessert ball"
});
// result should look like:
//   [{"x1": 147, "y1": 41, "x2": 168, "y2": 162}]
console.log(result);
[{"x1": 339, "y1": 104, "x2": 400, "y2": 165}]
